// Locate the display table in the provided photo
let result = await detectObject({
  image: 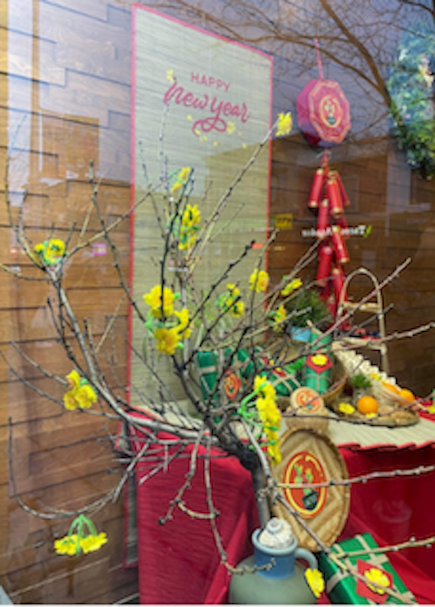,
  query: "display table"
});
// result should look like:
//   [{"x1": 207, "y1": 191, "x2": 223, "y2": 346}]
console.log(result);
[{"x1": 128, "y1": 410, "x2": 435, "y2": 604}]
